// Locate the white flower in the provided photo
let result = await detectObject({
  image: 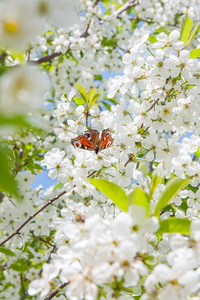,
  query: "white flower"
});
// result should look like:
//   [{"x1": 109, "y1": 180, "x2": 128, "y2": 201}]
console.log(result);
[
  {"x1": 178, "y1": 270, "x2": 200, "y2": 293},
  {"x1": 152, "y1": 30, "x2": 184, "y2": 51},
  {"x1": 107, "y1": 75, "x2": 125, "y2": 98},
  {"x1": 122, "y1": 47, "x2": 144, "y2": 67},
  {"x1": 52, "y1": 35, "x2": 70, "y2": 54},
  {"x1": 28, "y1": 278, "x2": 51, "y2": 297},
  {"x1": 0, "y1": 66, "x2": 50, "y2": 115},
  {"x1": 0, "y1": 0, "x2": 43, "y2": 49},
  {"x1": 124, "y1": 66, "x2": 145, "y2": 97},
  {"x1": 65, "y1": 273, "x2": 98, "y2": 300},
  {"x1": 41, "y1": 148, "x2": 67, "y2": 179}
]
